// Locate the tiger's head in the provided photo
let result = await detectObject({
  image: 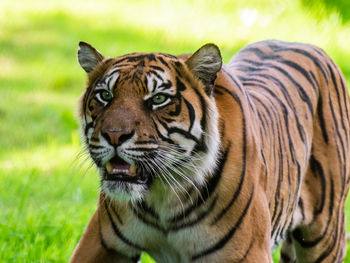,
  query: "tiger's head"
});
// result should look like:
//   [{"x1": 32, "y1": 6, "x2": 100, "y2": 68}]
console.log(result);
[{"x1": 77, "y1": 42, "x2": 222, "y2": 202}]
